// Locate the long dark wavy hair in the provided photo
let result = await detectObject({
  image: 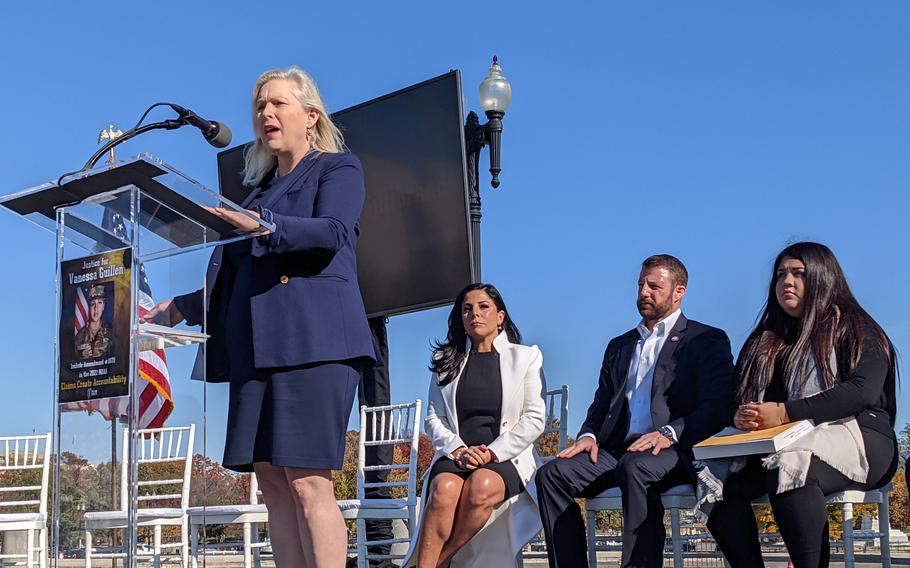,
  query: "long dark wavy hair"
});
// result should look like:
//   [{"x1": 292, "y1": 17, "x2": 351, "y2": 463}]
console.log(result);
[
  {"x1": 737, "y1": 242, "x2": 895, "y2": 403},
  {"x1": 430, "y1": 283, "x2": 522, "y2": 386}
]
